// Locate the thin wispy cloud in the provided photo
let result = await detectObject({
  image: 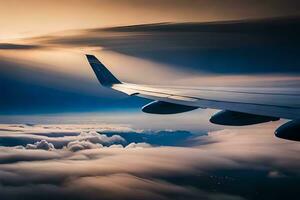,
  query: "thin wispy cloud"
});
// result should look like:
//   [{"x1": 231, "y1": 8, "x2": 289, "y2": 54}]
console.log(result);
[
  {"x1": 21, "y1": 16, "x2": 300, "y2": 74},
  {"x1": 0, "y1": 43, "x2": 43, "y2": 50}
]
